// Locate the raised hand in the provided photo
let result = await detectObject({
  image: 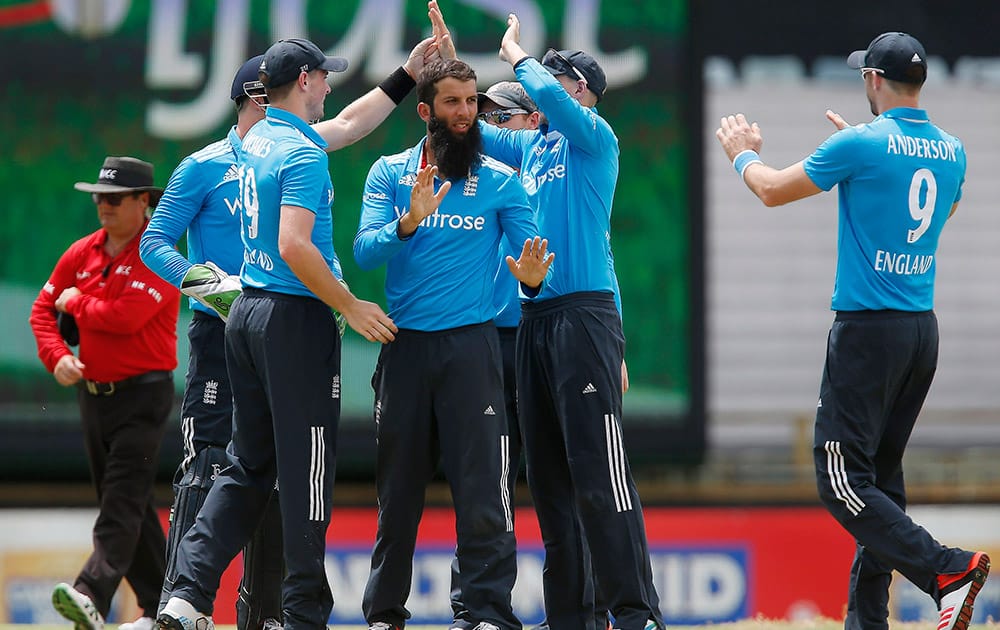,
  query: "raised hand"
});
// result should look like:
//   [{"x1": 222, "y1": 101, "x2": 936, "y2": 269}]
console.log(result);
[
  {"x1": 506, "y1": 236, "x2": 554, "y2": 289},
  {"x1": 428, "y1": 1, "x2": 457, "y2": 60},
  {"x1": 716, "y1": 113, "x2": 763, "y2": 162},
  {"x1": 399, "y1": 165, "x2": 451, "y2": 236},
  {"x1": 403, "y1": 36, "x2": 439, "y2": 80},
  {"x1": 499, "y1": 13, "x2": 524, "y2": 64}
]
